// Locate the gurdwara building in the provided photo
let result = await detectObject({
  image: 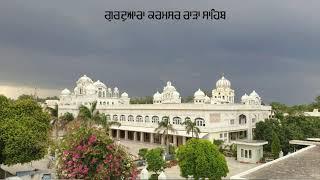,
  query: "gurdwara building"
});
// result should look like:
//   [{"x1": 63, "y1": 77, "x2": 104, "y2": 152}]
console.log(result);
[{"x1": 58, "y1": 75, "x2": 271, "y2": 146}]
